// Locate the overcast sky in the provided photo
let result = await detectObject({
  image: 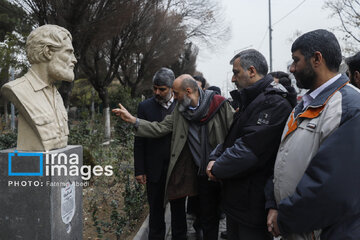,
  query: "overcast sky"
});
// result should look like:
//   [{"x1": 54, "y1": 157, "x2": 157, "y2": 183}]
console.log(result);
[{"x1": 196, "y1": 0, "x2": 344, "y2": 97}]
